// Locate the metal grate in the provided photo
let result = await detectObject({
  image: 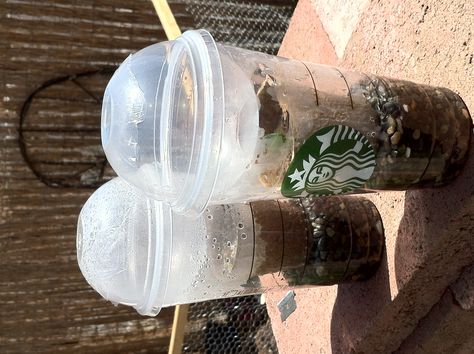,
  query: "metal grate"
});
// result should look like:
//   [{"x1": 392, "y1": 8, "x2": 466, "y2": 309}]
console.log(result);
[
  {"x1": 184, "y1": 0, "x2": 296, "y2": 54},
  {"x1": 182, "y1": 295, "x2": 278, "y2": 354}
]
